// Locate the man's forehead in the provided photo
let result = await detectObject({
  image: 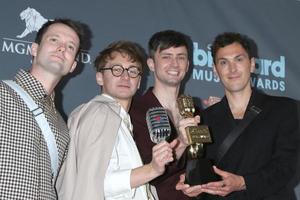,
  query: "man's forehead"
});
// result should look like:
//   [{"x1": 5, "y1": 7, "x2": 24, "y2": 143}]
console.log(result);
[
  {"x1": 216, "y1": 43, "x2": 247, "y2": 57},
  {"x1": 107, "y1": 51, "x2": 141, "y2": 66},
  {"x1": 157, "y1": 46, "x2": 188, "y2": 54},
  {"x1": 44, "y1": 23, "x2": 79, "y2": 42}
]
